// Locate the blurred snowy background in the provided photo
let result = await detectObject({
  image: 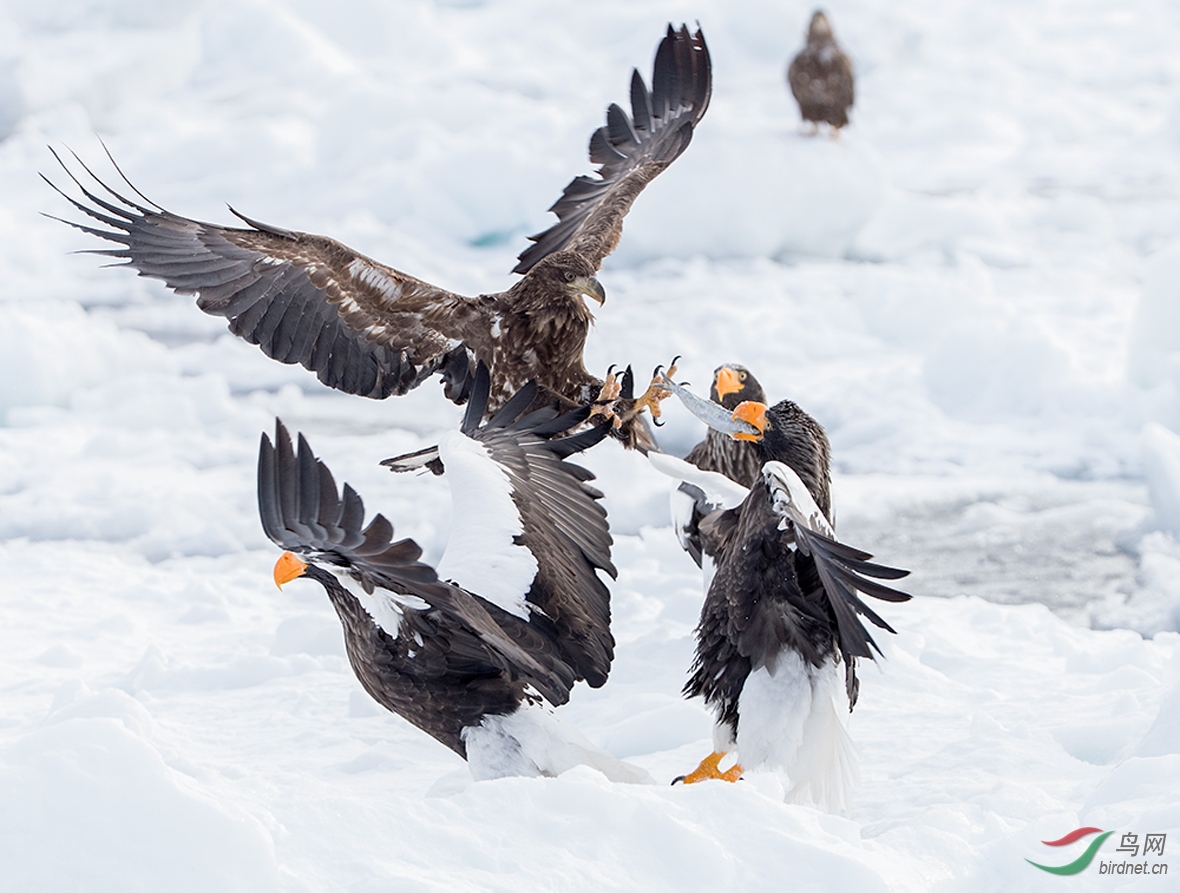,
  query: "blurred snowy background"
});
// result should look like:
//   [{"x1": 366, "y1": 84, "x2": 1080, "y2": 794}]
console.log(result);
[{"x1": 1, "y1": 0, "x2": 1179, "y2": 890}]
